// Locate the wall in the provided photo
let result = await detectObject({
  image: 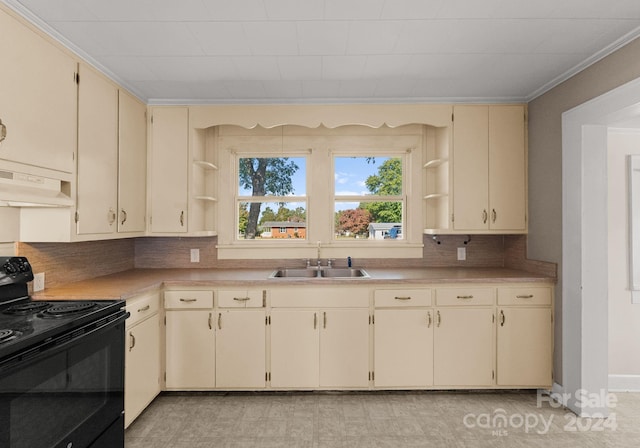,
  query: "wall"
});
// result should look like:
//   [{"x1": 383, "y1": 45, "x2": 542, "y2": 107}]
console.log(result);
[
  {"x1": 607, "y1": 130, "x2": 640, "y2": 379},
  {"x1": 528, "y1": 36, "x2": 640, "y2": 383}
]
